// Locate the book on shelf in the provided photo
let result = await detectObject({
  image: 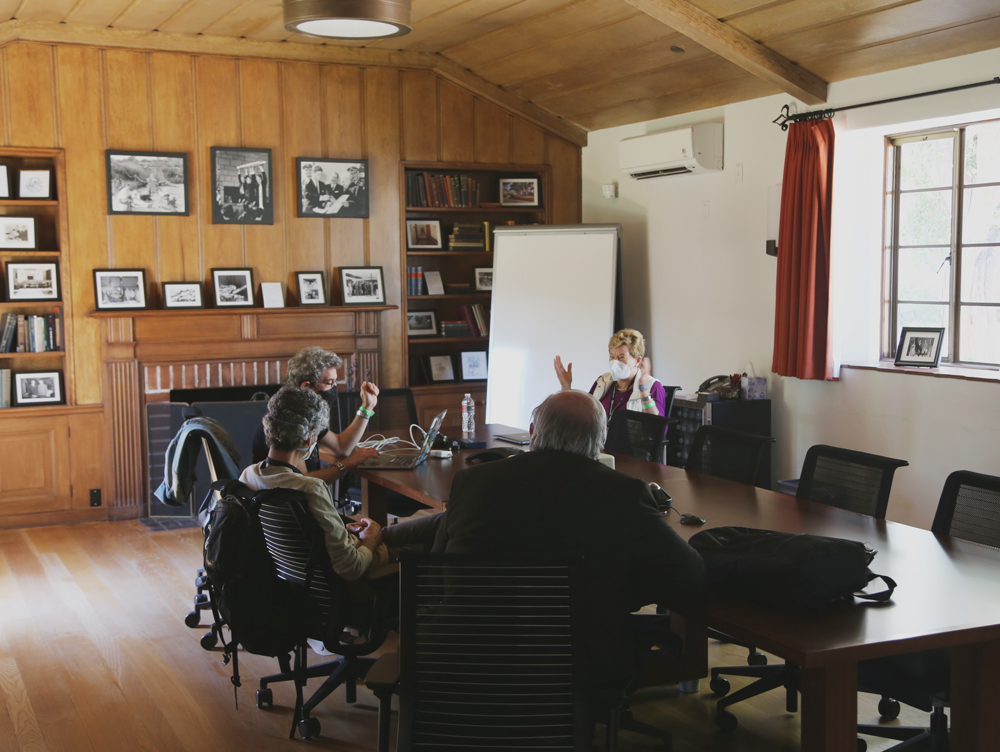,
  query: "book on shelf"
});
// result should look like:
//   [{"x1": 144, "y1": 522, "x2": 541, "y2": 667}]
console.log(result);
[
  {"x1": 440, "y1": 320, "x2": 472, "y2": 337},
  {"x1": 471, "y1": 303, "x2": 490, "y2": 336},
  {"x1": 1, "y1": 311, "x2": 64, "y2": 353},
  {"x1": 0, "y1": 313, "x2": 15, "y2": 353},
  {"x1": 406, "y1": 267, "x2": 426, "y2": 296},
  {"x1": 448, "y1": 221, "x2": 486, "y2": 251},
  {"x1": 0, "y1": 369, "x2": 9, "y2": 408},
  {"x1": 457, "y1": 305, "x2": 480, "y2": 337},
  {"x1": 407, "y1": 172, "x2": 481, "y2": 208}
]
